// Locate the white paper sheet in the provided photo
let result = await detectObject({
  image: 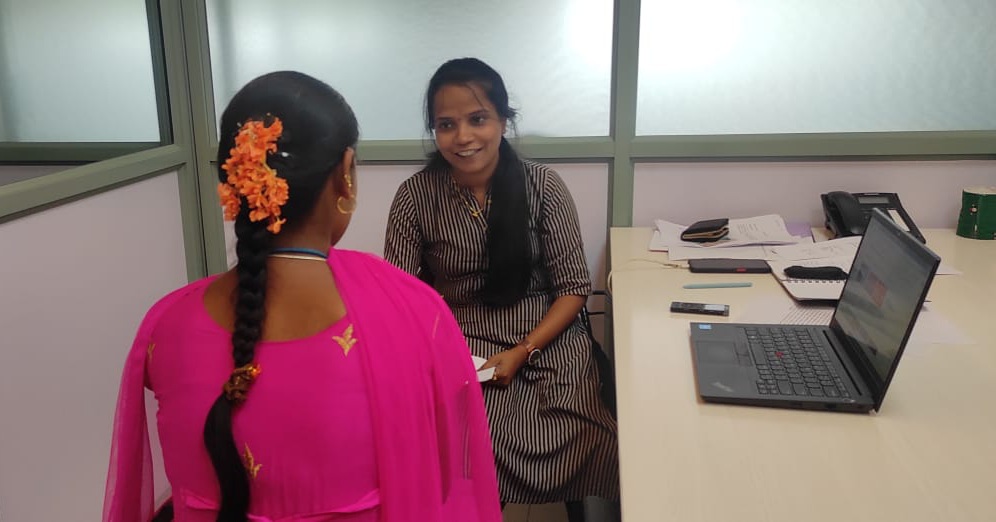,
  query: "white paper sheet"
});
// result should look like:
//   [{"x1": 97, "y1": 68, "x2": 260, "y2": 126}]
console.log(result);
[
  {"x1": 805, "y1": 227, "x2": 961, "y2": 275},
  {"x1": 723, "y1": 215, "x2": 799, "y2": 246},
  {"x1": 648, "y1": 229, "x2": 673, "y2": 252},
  {"x1": 936, "y1": 263, "x2": 962, "y2": 276},
  {"x1": 907, "y1": 305, "x2": 974, "y2": 345},
  {"x1": 648, "y1": 221, "x2": 688, "y2": 251},
  {"x1": 649, "y1": 215, "x2": 799, "y2": 252},
  {"x1": 471, "y1": 356, "x2": 495, "y2": 382},
  {"x1": 737, "y1": 297, "x2": 834, "y2": 325},
  {"x1": 768, "y1": 236, "x2": 862, "y2": 261}
]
